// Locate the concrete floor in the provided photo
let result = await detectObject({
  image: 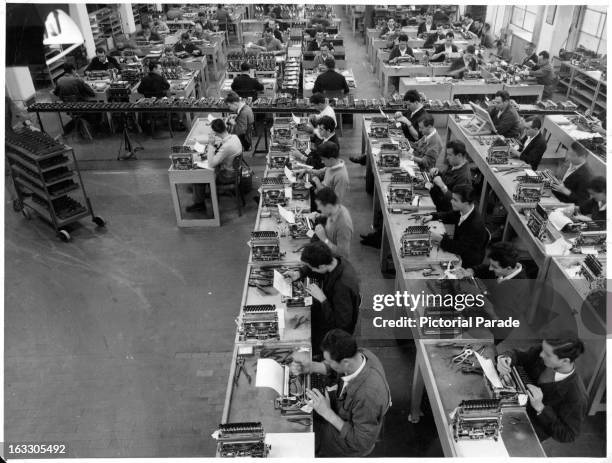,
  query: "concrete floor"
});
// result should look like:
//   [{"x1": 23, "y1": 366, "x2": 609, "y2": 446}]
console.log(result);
[{"x1": 5, "y1": 6, "x2": 605, "y2": 458}]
